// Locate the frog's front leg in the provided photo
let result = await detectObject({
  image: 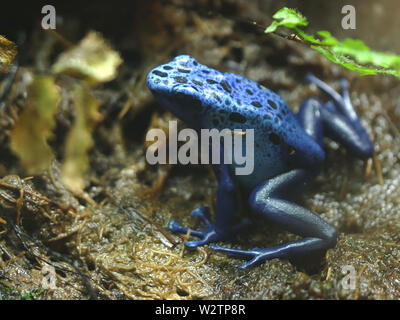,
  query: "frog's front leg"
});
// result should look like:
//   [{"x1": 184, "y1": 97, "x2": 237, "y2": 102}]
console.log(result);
[
  {"x1": 212, "y1": 169, "x2": 338, "y2": 269},
  {"x1": 168, "y1": 160, "x2": 250, "y2": 248}
]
